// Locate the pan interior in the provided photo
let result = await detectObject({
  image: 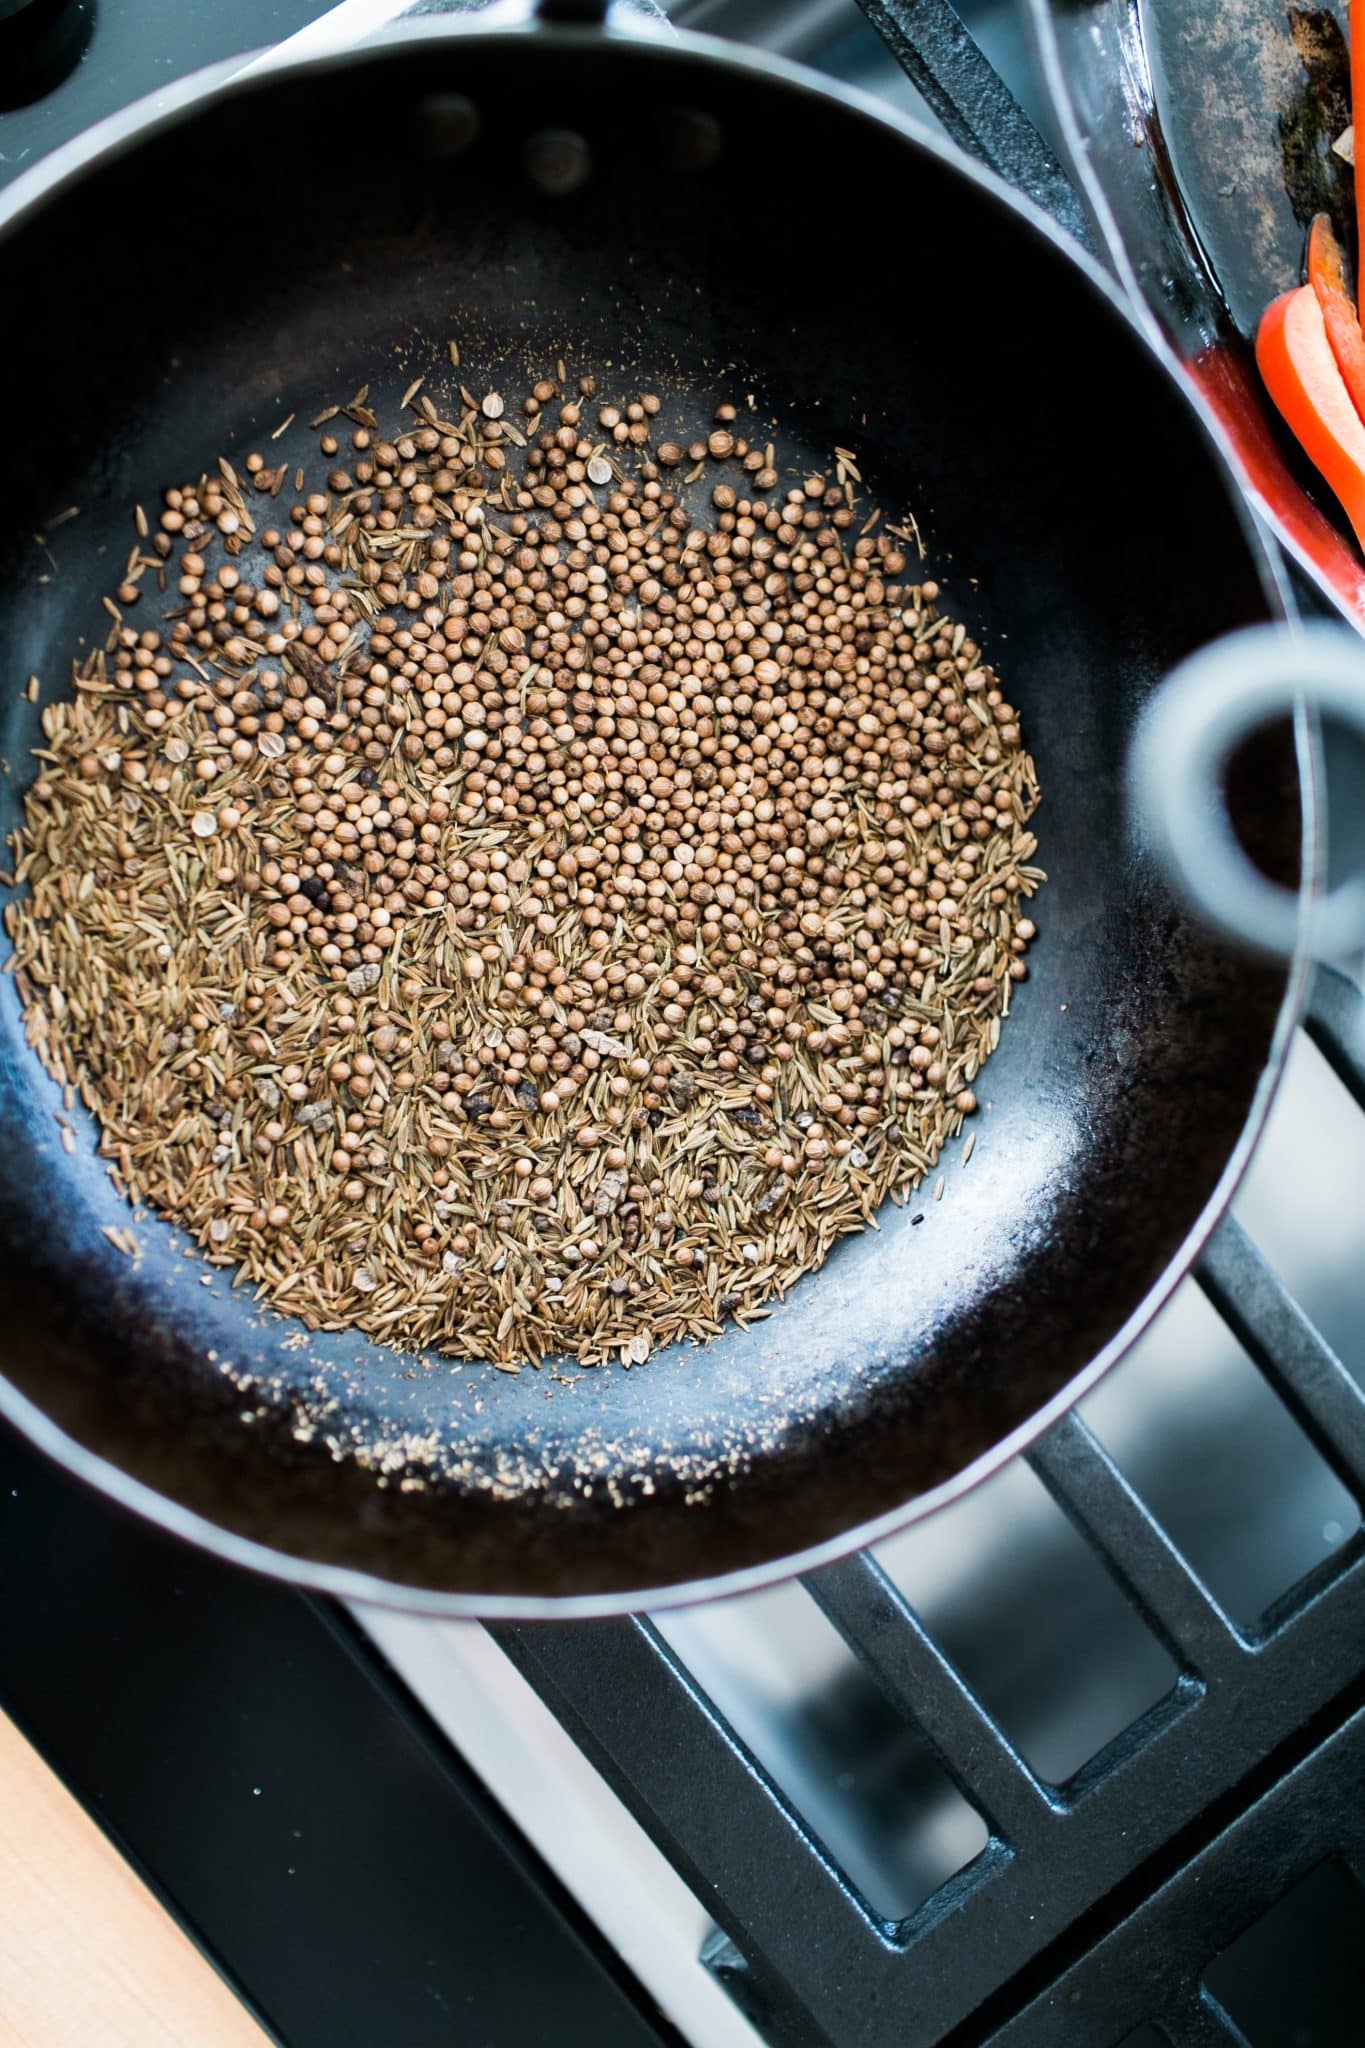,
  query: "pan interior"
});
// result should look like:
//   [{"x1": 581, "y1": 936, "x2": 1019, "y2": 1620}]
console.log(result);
[{"x1": 0, "y1": 32, "x2": 1297, "y2": 1603}]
